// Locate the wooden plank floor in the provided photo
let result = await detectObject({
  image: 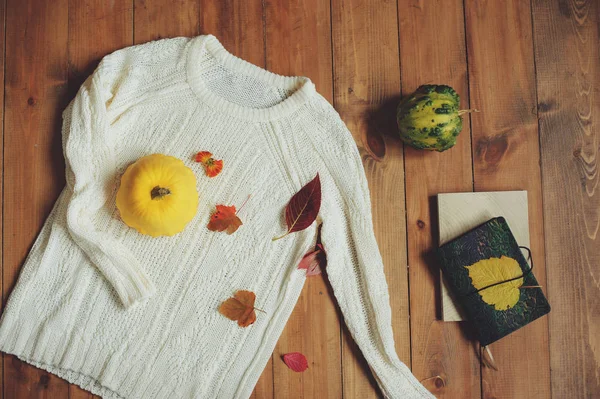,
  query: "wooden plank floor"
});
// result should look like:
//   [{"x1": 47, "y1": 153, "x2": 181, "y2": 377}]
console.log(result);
[{"x1": 0, "y1": 0, "x2": 598, "y2": 398}]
